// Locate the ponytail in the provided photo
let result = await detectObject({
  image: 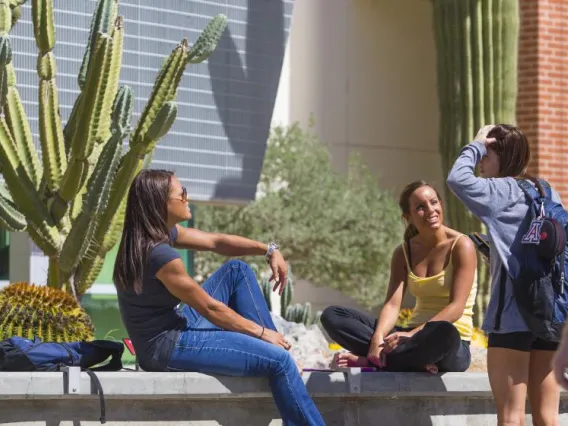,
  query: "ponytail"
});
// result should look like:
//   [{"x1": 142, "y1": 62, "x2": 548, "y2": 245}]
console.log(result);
[{"x1": 404, "y1": 223, "x2": 418, "y2": 241}]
